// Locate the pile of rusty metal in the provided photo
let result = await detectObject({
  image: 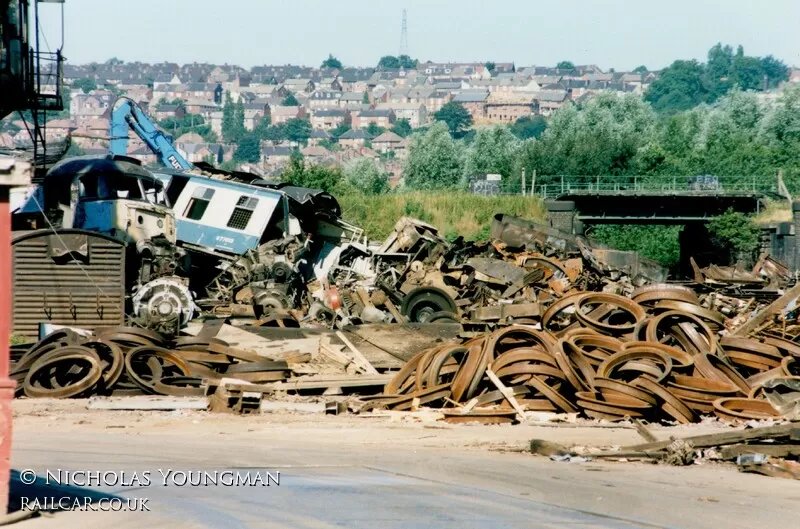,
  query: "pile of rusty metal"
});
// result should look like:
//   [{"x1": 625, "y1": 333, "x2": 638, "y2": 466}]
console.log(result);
[
  {"x1": 323, "y1": 214, "x2": 669, "y2": 329},
  {"x1": 366, "y1": 284, "x2": 800, "y2": 424},
  {"x1": 10, "y1": 326, "x2": 291, "y2": 399}
]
